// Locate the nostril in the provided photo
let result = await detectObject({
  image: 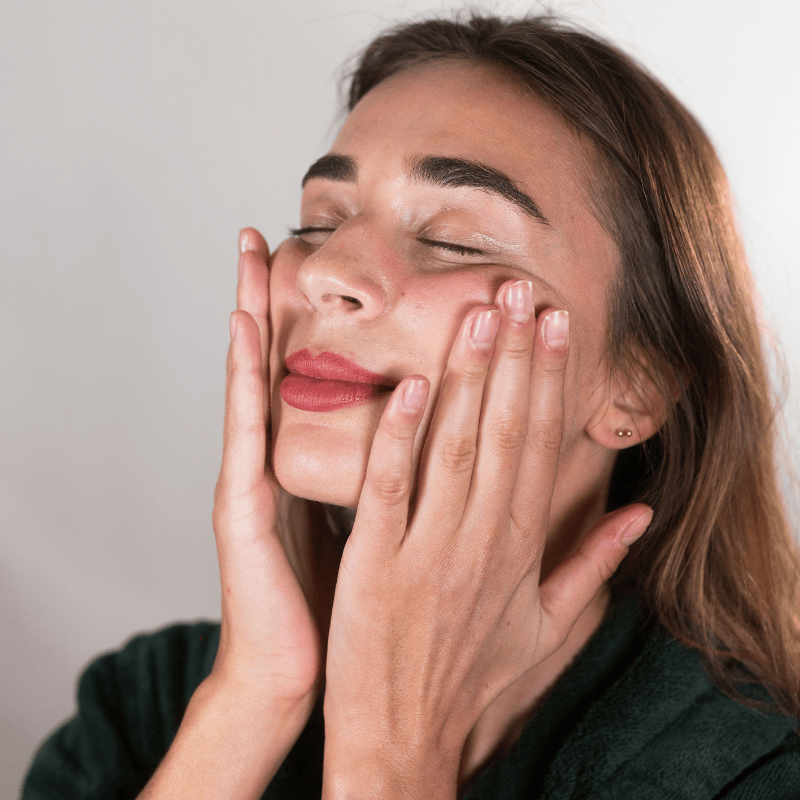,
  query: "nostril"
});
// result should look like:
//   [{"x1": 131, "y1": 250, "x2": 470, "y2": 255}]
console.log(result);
[{"x1": 320, "y1": 293, "x2": 364, "y2": 310}]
